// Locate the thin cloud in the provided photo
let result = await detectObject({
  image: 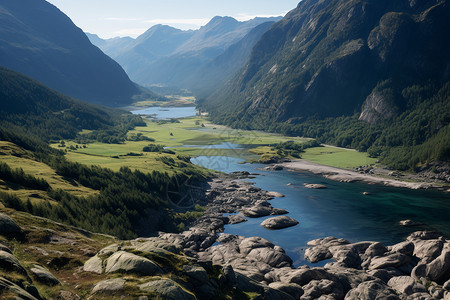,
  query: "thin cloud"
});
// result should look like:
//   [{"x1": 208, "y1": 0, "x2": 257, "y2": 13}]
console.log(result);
[{"x1": 143, "y1": 18, "x2": 210, "y2": 26}]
